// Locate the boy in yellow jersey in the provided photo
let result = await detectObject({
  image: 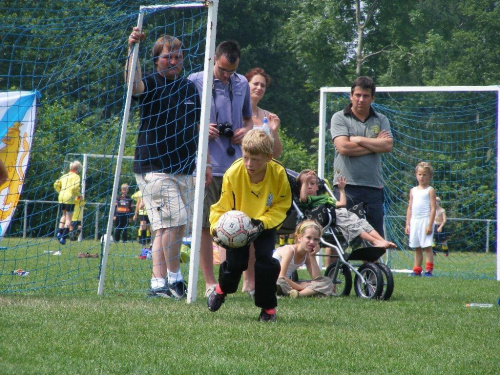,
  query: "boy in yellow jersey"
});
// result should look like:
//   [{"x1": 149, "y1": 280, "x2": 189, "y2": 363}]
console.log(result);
[
  {"x1": 132, "y1": 190, "x2": 150, "y2": 245},
  {"x1": 54, "y1": 160, "x2": 82, "y2": 245},
  {"x1": 208, "y1": 129, "x2": 292, "y2": 322}
]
